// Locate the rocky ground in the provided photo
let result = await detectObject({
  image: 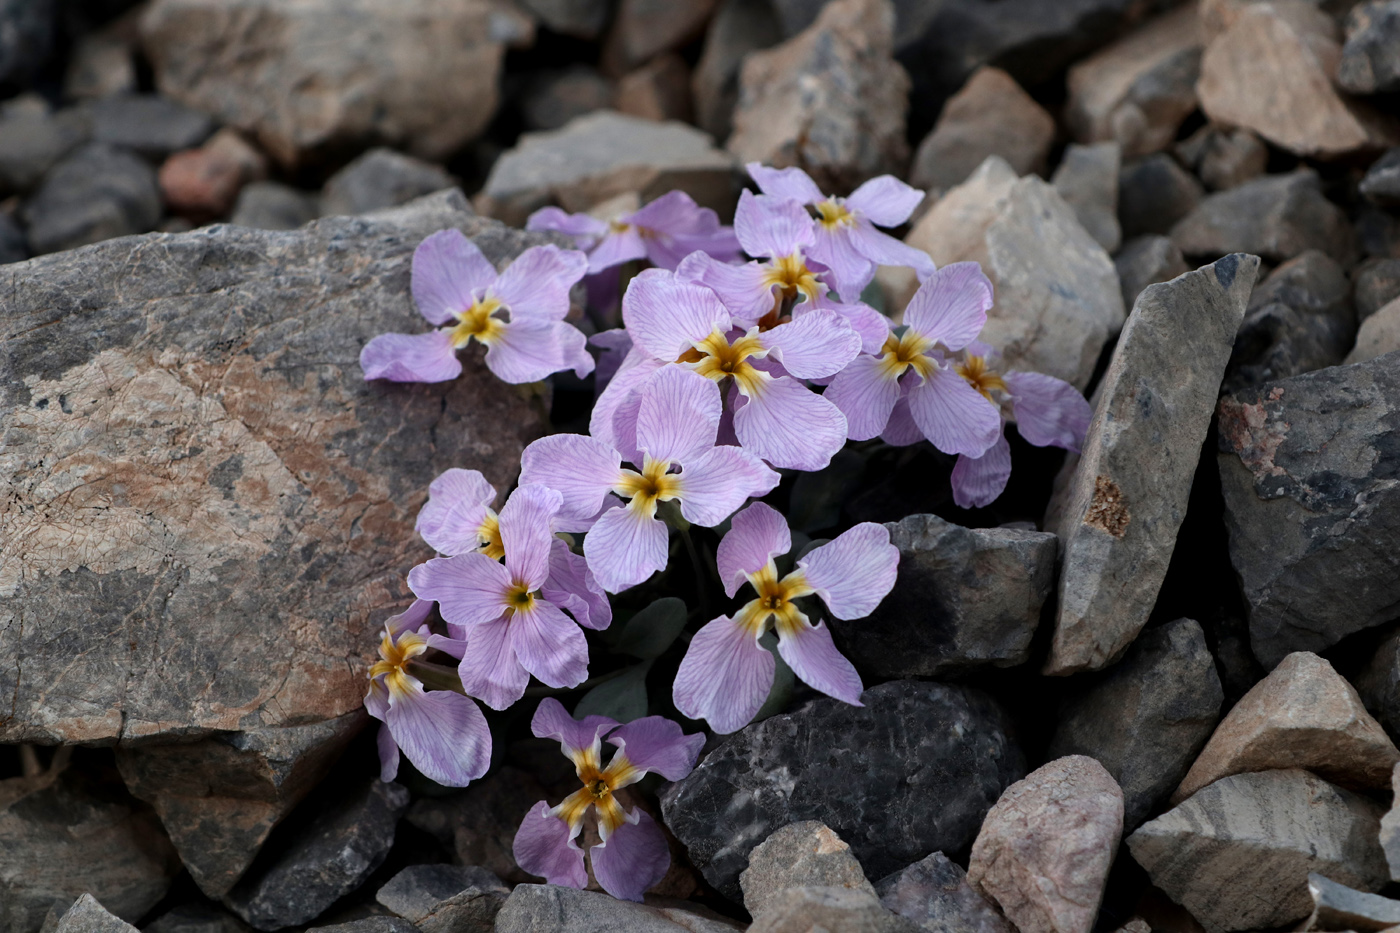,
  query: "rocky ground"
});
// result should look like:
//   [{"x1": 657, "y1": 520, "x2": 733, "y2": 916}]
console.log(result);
[{"x1": 5, "y1": 0, "x2": 1400, "y2": 931}]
